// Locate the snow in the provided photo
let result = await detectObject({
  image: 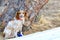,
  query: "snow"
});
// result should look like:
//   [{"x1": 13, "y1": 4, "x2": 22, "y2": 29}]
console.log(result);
[{"x1": 7, "y1": 27, "x2": 60, "y2": 40}]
